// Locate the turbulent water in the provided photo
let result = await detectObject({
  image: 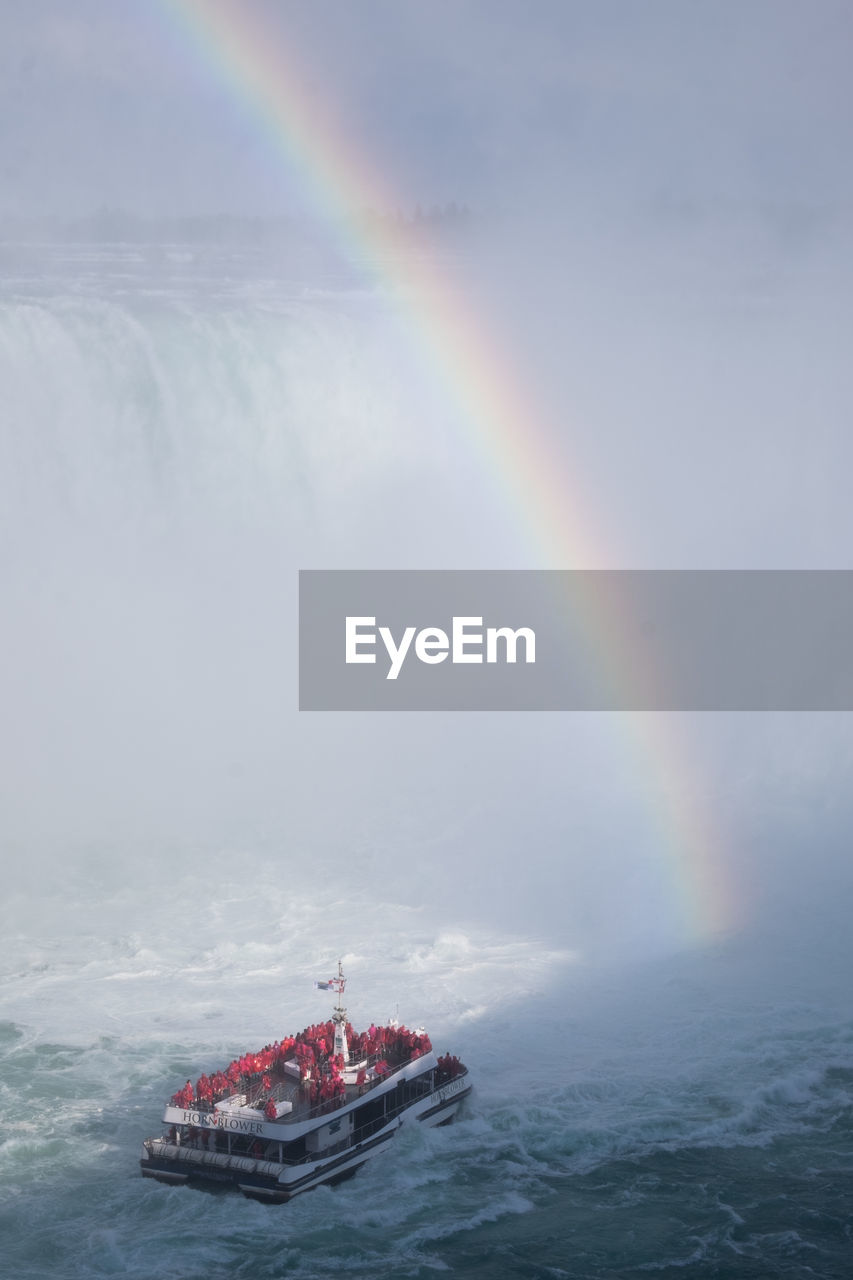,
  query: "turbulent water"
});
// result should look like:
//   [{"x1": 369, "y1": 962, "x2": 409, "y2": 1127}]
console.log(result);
[
  {"x1": 1, "y1": 850, "x2": 851, "y2": 1280},
  {"x1": 2, "y1": 241, "x2": 852, "y2": 1278}
]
